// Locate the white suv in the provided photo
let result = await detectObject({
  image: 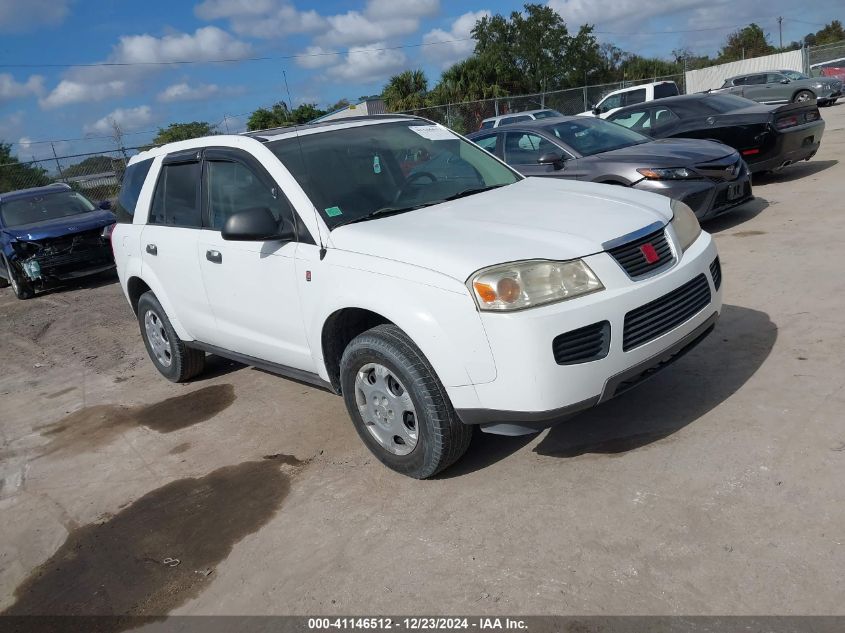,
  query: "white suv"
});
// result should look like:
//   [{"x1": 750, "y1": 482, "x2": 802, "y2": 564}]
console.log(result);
[{"x1": 113, "y1": 115, "x2": 722, "y2": 478}]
